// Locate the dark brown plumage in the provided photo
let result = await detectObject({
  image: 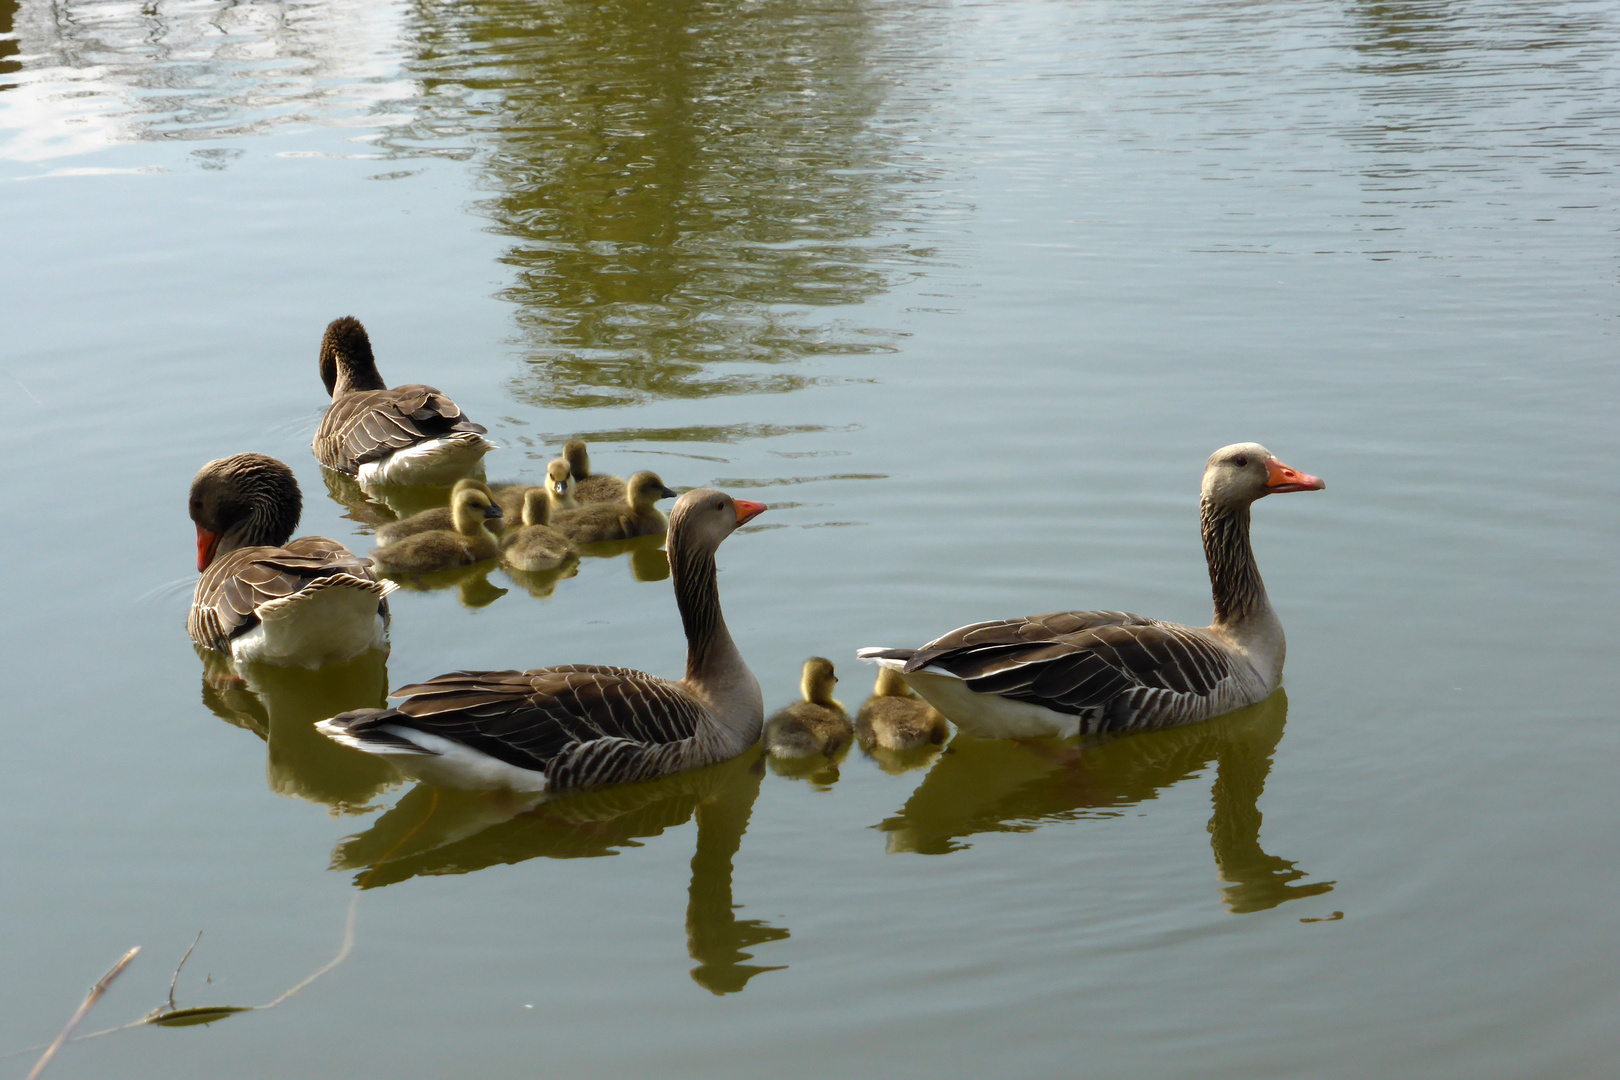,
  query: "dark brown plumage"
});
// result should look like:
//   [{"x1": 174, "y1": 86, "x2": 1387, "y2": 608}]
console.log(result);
[
  {"x1": 187, "y1": 453, "x2": 392, "y2": 666},
  {"x1": 312, "y1": 316, "x2": 493, "y2": 484},
  {"x1": 317, "y1": 490, "x2": 769, "y2": 792}
]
